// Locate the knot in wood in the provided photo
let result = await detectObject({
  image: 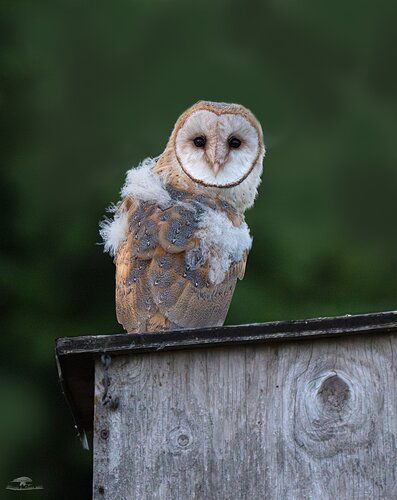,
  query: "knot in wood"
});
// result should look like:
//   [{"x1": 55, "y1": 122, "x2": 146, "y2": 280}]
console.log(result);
[
  {"x1": 100, "y1": 428, "x2": 109, "y2": 440},
  {"x1": 177, "y1": 433, "x2": 190, "y2": 447},
  {"x1": 317, "y1": 374, "x2": 350, "y2": 413},
  {"x1": 167, "y1": 425, "x2": 194, "y2": 454},
  {"x1": 286, "y1": 359, "x2": 384, "y2": 460}
]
